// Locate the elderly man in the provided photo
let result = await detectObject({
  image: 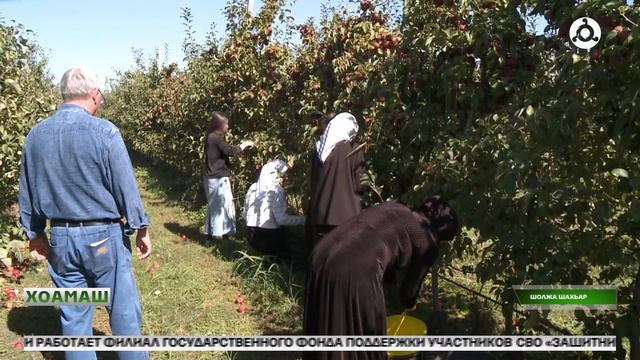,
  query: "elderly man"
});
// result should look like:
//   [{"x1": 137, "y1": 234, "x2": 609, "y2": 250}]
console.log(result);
[{"x1": 18, "y1": 67, "x2": 152, "y2": 360}]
